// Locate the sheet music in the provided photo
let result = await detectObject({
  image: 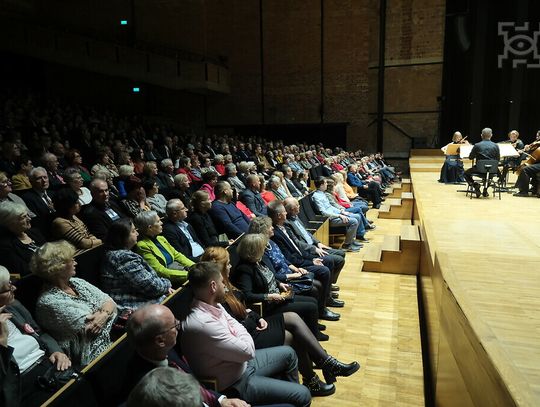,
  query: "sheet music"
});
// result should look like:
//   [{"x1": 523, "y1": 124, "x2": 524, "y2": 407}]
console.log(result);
[{"x1": 458, "y1": 143, "x2": 519, "y2": 159}]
